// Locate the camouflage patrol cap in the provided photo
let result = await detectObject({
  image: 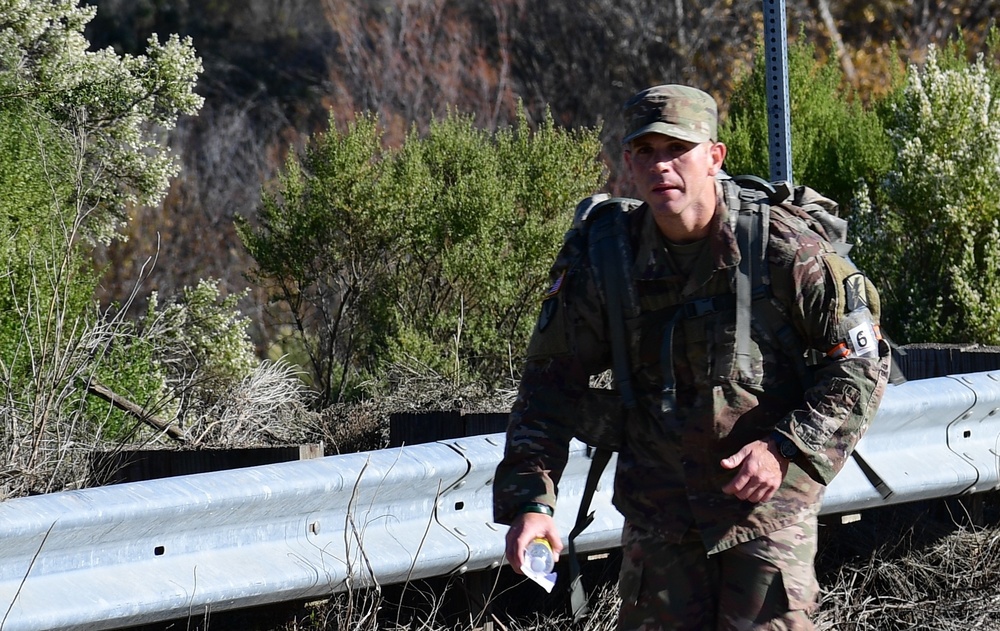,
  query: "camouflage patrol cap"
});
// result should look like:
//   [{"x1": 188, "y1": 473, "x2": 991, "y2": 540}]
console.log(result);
[{"x1": 622, "y1": 84, "x2": 718, "y2": 145}]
